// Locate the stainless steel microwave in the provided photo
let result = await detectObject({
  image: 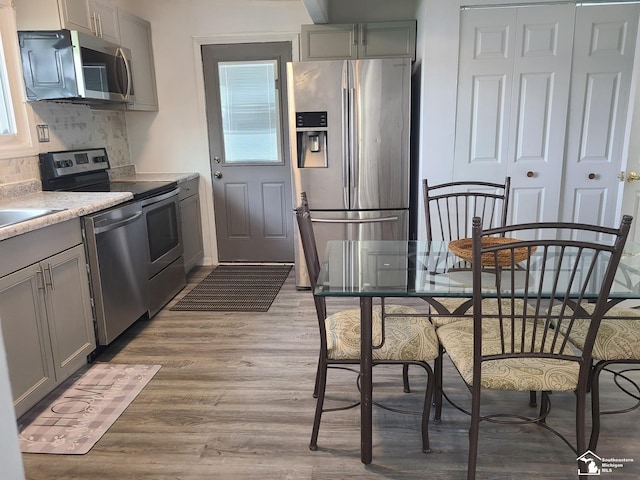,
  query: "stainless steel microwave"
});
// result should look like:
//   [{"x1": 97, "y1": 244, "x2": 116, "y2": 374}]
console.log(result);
[{"x1": 18, "y1": 29, "x2": 134, "y2": 105}]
